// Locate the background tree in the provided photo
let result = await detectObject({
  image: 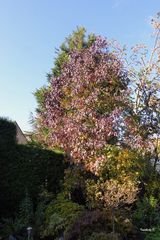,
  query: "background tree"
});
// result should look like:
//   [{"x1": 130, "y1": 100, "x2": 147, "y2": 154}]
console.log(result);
[
  {"x1": 128, "y1": 13, "x2": 160, "y2": 168},
  {"x1": 125, "y1": 12, "x2": 160, "y2": 233}
]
